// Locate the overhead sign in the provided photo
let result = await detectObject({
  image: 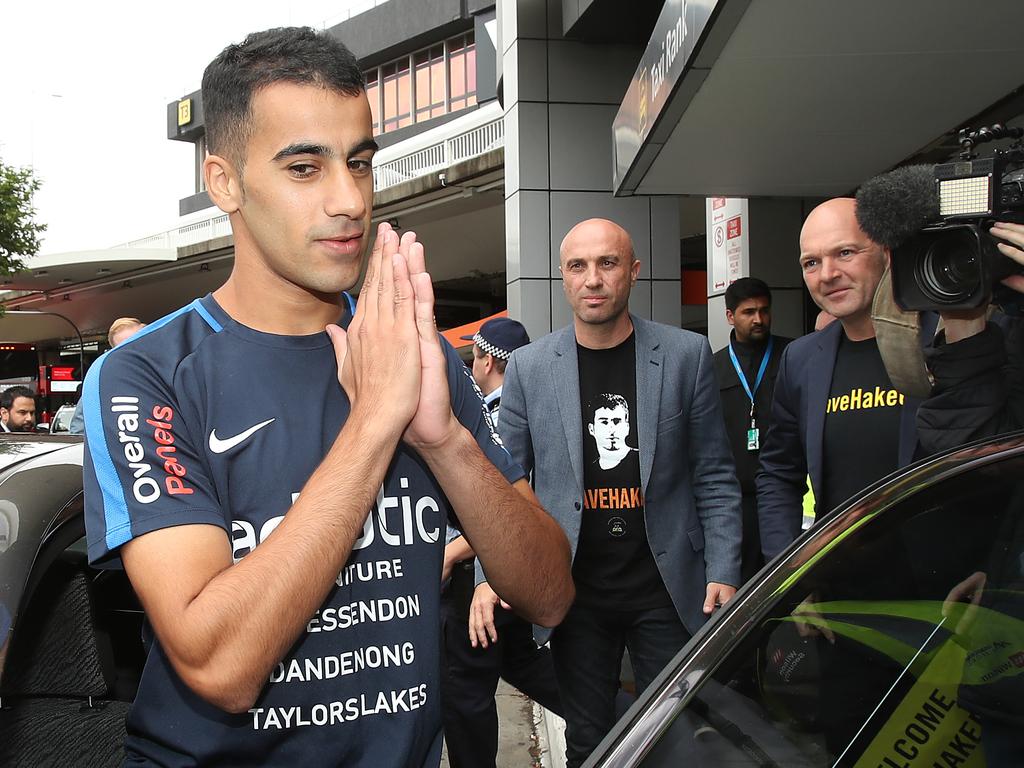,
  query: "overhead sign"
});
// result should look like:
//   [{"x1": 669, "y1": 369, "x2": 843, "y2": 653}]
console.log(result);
[
  {"x1": 706, "y1": 197, "x2": 748, "y2": 296},
  {"x1": 612, "y1": 0, "x2": 720, "y2": 191},
  {"x1": 50, "y1": 366, "x2": 76, "y2": 381},
  {"x1": 41, "y1": 366, "x2": 80, "y2": 394}
]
